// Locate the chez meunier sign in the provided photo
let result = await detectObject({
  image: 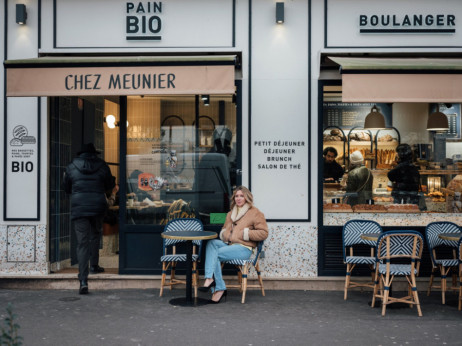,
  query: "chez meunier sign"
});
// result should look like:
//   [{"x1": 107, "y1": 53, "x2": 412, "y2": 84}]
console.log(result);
[{"x1": 6, "y1": 65, "x2": 235, "y2": 97}]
